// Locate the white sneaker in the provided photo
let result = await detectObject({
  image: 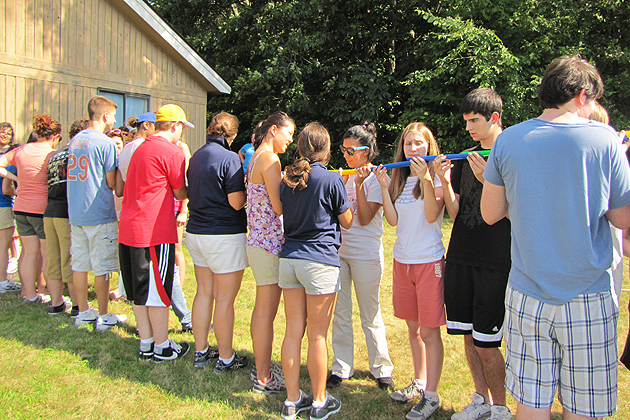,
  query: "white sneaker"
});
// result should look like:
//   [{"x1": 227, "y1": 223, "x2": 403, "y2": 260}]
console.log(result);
[
  {"x1": 75, "y1": 308, "x2": 98, "y2": 326},
  {"x1": 6, "y1": 258, "x2": 17, "y2": 274},
  {"x1": 0, "y1": 279, "x2": 21, "y2": 293},
  {"x1": 489, "y1": 405, "x2": 512, "y2": 420},
  {"x1": 96, "y1": 313, "x2": 128, "y2": 331},
  {"x1": 451, "y1": 392, "x2": 491, "y2": 420},
  {"x1": 390, "y1": 379, "x2": 425, "y2": 403}
]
